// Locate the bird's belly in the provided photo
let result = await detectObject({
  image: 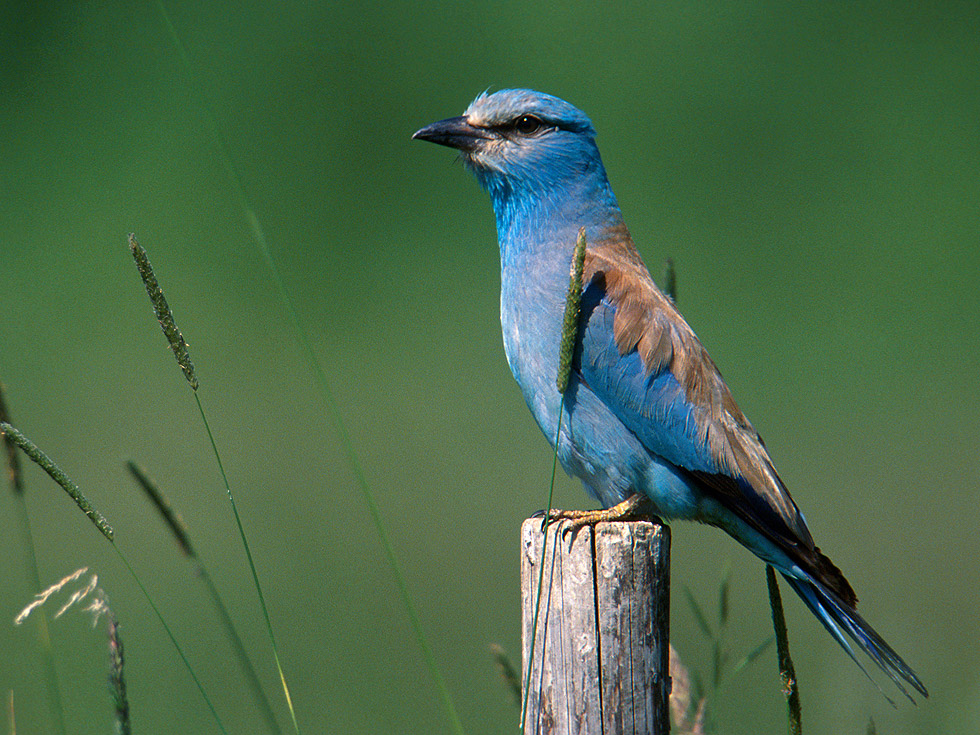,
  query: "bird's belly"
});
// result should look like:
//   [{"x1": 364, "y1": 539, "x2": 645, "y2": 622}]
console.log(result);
[
  {"x1": 499, "y1": 273, "x2": 705, "y2": 520},
  {"x1": 560, "y1": 379, "x2": 705, "y2": 518}
]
